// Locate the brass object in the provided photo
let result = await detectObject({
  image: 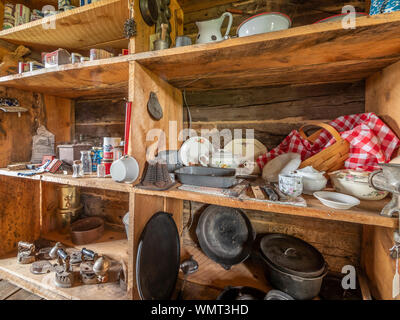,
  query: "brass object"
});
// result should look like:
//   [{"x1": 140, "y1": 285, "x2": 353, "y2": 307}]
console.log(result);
[
  {"x1": 58, "y1": 185, "x2": 80, "y2": 209},
  {"x1": 17, "y1": 241, "x2": 36, "y2": 264},
  {"x1": 93, "y1": 255, "x2": 111, "y2": 283},
  {"x1": 57, "y1": 211, "x2": 72, "y2": 234}
]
